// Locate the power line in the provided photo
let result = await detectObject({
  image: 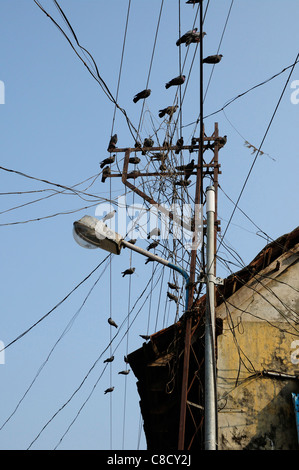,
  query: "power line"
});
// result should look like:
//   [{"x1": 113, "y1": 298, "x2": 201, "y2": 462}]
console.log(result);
[
  {"x1": 217, "y1": 51, "x2": 299, "y2": 254},
  {"x1": 33, "y1": 0, "x2": 139, "y2": 140},
  {"x1": 182, "y1": 56, "x2": 299, "y2": 128},
  {"x1": 0, "y1": 256, "x2": 111, "y2": 354}
]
